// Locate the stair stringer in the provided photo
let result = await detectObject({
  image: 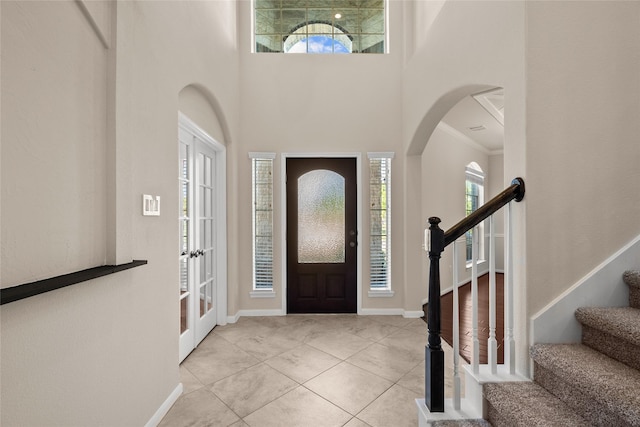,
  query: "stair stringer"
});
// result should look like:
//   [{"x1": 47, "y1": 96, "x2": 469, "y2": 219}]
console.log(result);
[{"x1": 530, "y1": 234, "x2": 640, "y2": 346}]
